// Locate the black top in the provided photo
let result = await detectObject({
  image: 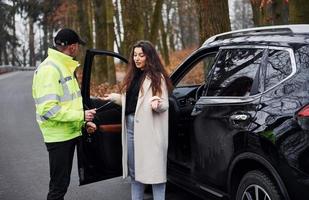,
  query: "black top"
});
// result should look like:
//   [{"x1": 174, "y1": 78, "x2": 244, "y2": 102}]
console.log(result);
[{"x1": 125, "y1": 70, "x2": 144, "y2": 115}]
